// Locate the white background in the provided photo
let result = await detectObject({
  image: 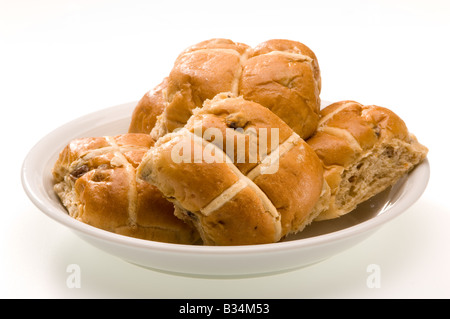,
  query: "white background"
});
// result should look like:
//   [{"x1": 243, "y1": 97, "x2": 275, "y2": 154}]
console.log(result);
[{"x1": 1, "y1": 0, "x2": 450, "y2": 298}]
